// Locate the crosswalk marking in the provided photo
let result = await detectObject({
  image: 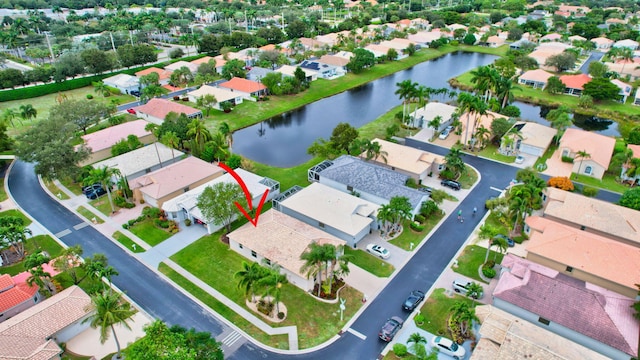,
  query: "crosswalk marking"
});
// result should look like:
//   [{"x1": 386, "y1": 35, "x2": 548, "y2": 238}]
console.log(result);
[
  {"x1": 55, "y1": 229, "x2": 71, "y2": 238},
  {"x1": 220, "y1": 331, "x2": 243, "y2": 347},
  {"x1": 347, "y1": 327, "x2": 367, "y2": 340},
  {"x1": 73, "y1": 222, "x2": 89, "y2": 230}
]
